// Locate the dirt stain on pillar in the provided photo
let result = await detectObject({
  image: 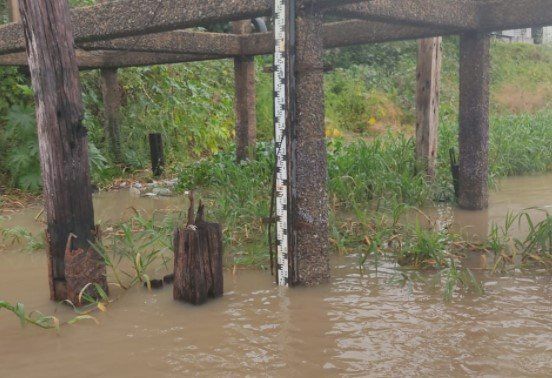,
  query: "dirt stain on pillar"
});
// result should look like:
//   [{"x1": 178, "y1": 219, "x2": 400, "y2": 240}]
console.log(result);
[
  {"x1": 292, "y1": 6, "x2": 330, "y2": 285},
  {"x1": 458, "y1": 32, "x2": 491, "y2": 210}
]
